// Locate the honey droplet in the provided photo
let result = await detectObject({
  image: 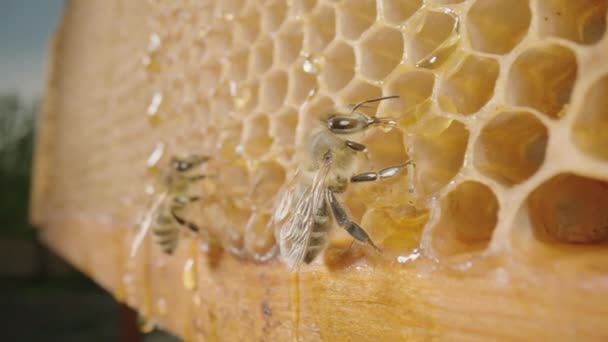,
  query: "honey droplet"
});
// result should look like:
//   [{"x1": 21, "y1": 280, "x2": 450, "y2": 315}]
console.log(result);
[
  {"x1": 407, "y1": 162, "x2": 416, "y2": 195},
  {"x1": 156, "y1": 297, "x2": 167, "y2": 316},
  {"x1": 142, "y1": 55, "x2": 161, "y2": 72},
  {"x1": 144, "y1": 184, "x2": 156, "y2": 196},
  {"x1": 146, "y1": 142, "x2": 165, "y2": 169},
  {"x1": 147, "y1": 33, "x2": 162, "y2": 52},
  {"x1": 397, "y1": 248, "x2": 421, "y2": 264},
  {"x1": 147, "y1": 92, "x2": 163, "y2": 123},
  {"x1": 193, "y1": 293, "x2": 202, "y2": 307},
  {"x1": 182, "y1": 257, "x2": 197, "y2": 291},
  {"x1": 235, "y1": 85, "x2": 254, "y2": 110},
  {"x1": 302, "y1": 53, "x2": 325, "y2": 75},
  {"x1": 415, "y1": 13, "x2": 460, "y2": 69},
  {"x1": 215, "y1": 11, "x2": 235, "y2": 21}
]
